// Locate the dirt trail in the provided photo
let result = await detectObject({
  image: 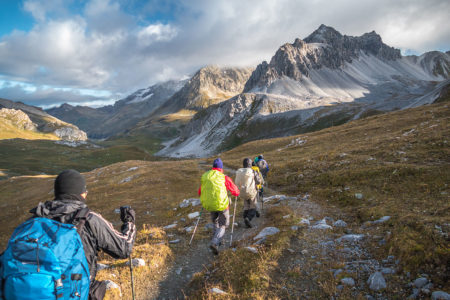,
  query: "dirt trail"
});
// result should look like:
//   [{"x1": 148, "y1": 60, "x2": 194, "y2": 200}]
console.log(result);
[{"x1": 154, "y1": 162, "x2": 272, "y2": 299}]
